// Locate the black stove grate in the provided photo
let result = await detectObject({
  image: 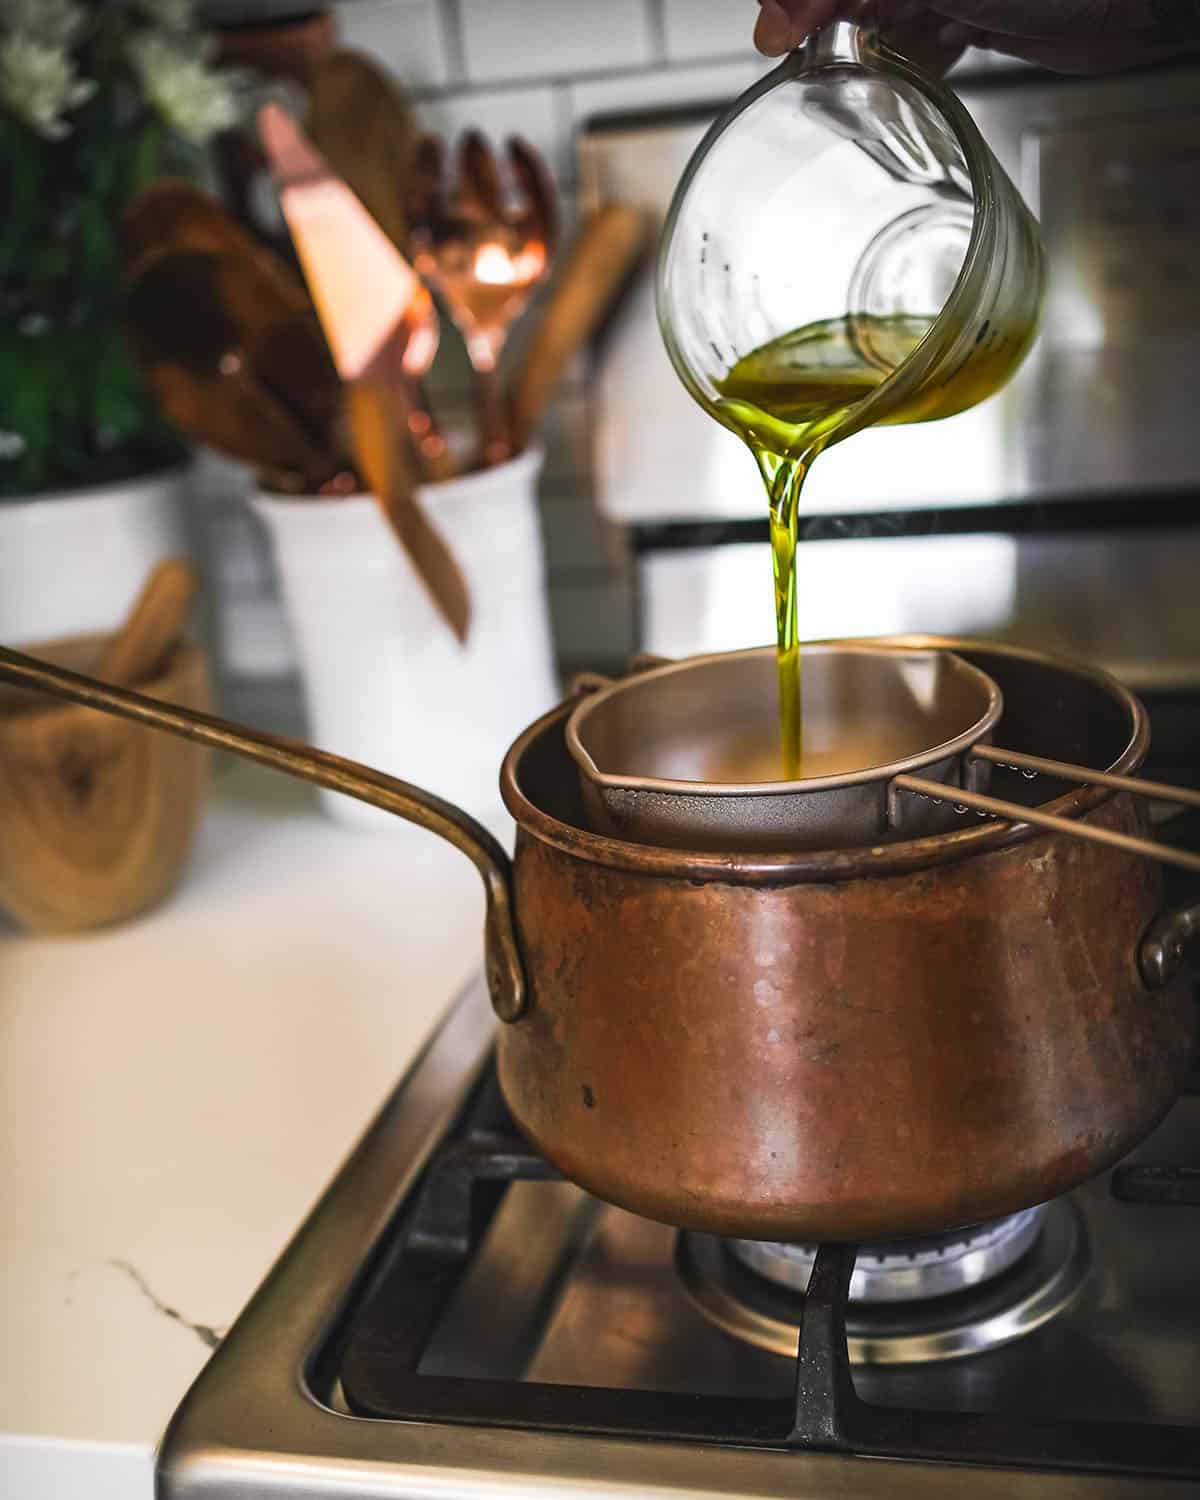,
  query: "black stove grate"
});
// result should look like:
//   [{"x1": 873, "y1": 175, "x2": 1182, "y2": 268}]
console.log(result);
[{"x1": 338, "y1": 1064, "x2": 1200, "y2": 1478}]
